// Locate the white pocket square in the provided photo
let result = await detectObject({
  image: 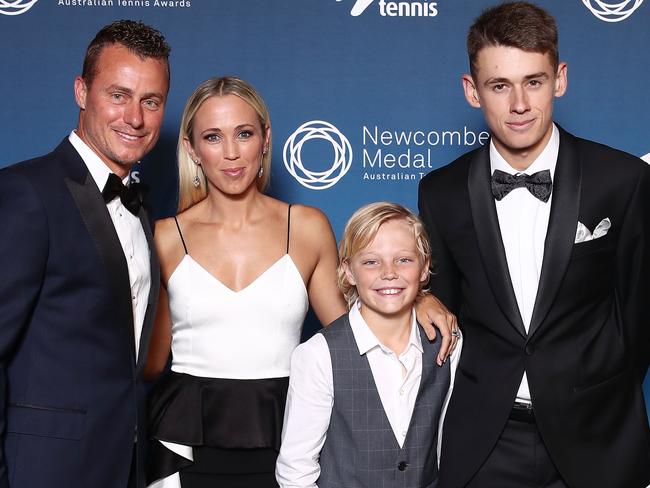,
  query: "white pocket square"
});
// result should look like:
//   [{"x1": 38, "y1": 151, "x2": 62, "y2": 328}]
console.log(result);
[{"x1": 575, "y1": 218, "x2": 611, "y2": 243}]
